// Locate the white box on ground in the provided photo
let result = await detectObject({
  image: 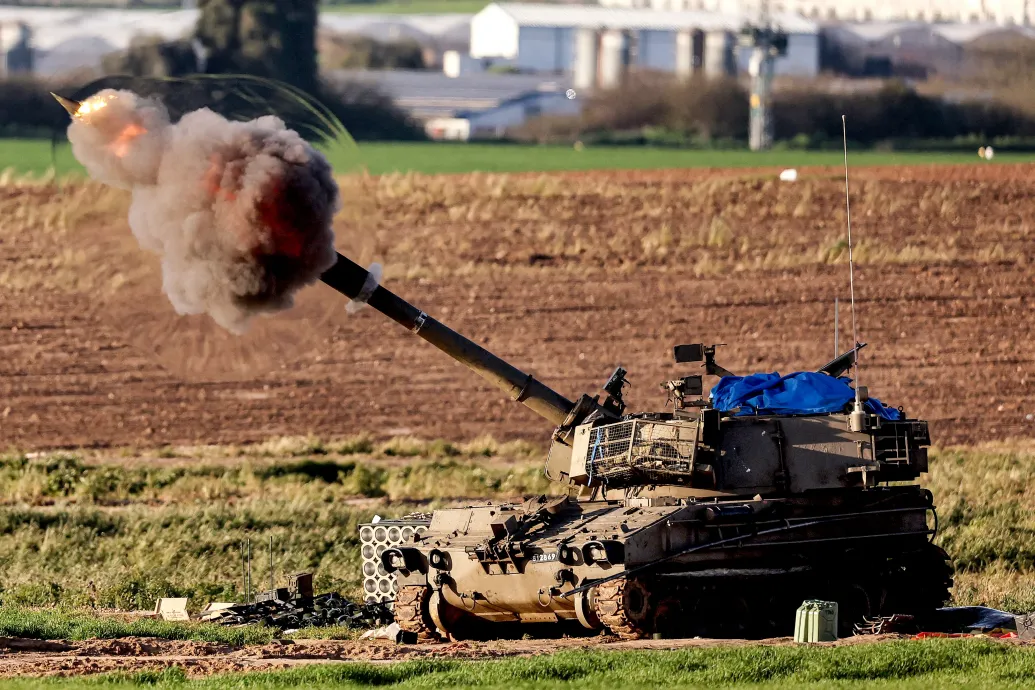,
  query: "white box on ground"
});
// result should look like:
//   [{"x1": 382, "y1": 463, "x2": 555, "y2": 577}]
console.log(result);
[{"x1": 154, "y1": 597, "x2": 190, "y2": 622}]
